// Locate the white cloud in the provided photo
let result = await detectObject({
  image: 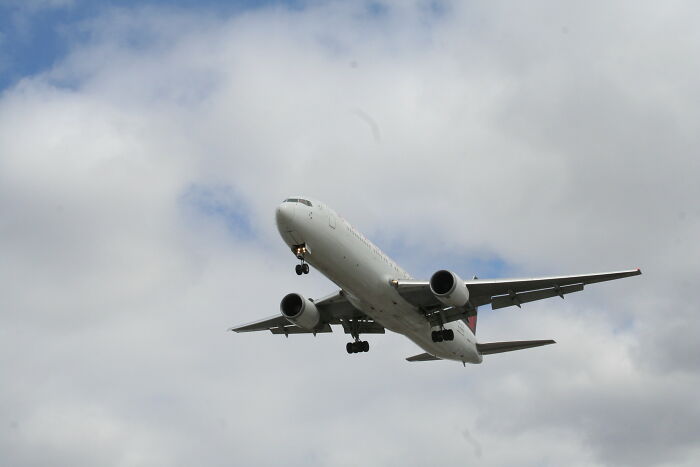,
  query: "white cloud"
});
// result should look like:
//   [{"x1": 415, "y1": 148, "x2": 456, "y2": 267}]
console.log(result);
[{"x1": 1, "y1": 1, "x2": 699, "y2": 466}]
